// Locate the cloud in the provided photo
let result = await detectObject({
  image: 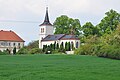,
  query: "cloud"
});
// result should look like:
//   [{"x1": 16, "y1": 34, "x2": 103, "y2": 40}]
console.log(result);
[{"x1": 0, "y1": 0, "x2": 120, "y2": 44}]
